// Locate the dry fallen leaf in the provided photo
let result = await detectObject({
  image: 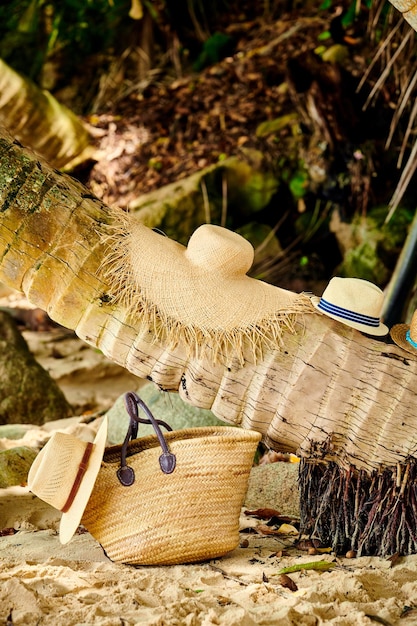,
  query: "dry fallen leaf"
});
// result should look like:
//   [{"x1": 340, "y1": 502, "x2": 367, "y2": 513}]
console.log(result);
[
  {"x1": 256, "y1": 524, "x2": 283, "y2": 536},
  {"x1": 277, "y1": 523, "x2": 299, "y2": 535},
  {"x1": 364, "y1": 615, "x2": 393, "y2": 626},
  {"x1": 400, "y1": 605, "x2": 417, "y2": 618},
  {"x1": 296, "y1": 538, "x2": 331, "y2": 551},
  {"x1": 387, "y1": 552, "x2": 400, "y2": 568},
  {"x1": 278, "y1": 573, "x2": 298, "y2": 592},
  {"x1": 244, "y1": 508, "x2": 282, "y2": 519}
]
